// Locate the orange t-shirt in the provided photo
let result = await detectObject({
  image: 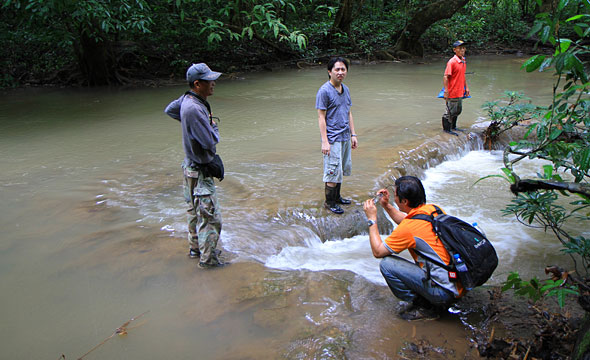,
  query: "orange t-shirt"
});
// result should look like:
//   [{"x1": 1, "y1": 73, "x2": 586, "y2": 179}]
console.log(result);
[
  {"x1": 383, "y1": 204, "x2": 466, "y2": 297},
  {"x1": 444, "y1": 55, "x2": 467, "y2": 98}
]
